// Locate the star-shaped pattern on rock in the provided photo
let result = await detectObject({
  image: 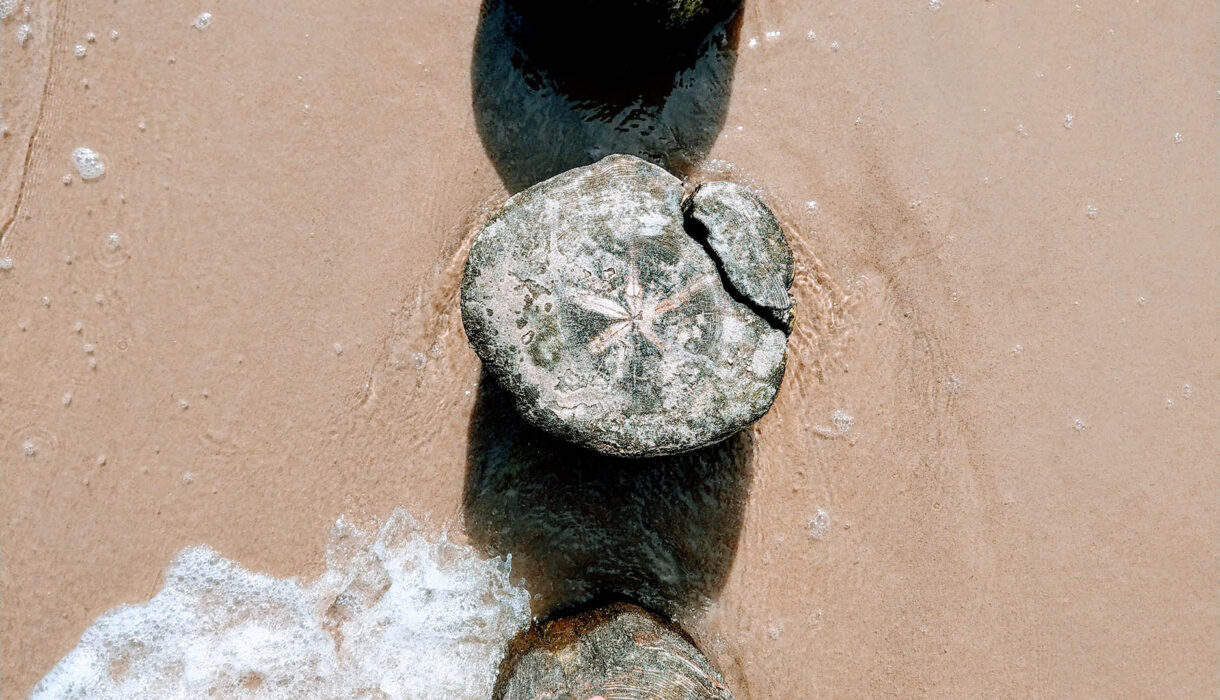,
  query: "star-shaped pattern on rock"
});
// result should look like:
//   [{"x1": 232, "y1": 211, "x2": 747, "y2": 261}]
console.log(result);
[{"x1": 569, "y1": 268, "x2": 717, "y2": 358}]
